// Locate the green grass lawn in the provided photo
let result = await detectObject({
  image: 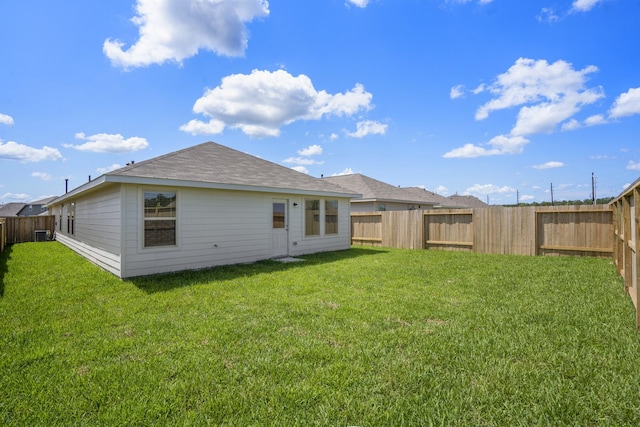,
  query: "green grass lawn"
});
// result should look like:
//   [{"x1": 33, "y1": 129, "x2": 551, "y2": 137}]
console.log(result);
[{"x1": 1, "y1": 242, "x2": 639, "y2": 426}]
